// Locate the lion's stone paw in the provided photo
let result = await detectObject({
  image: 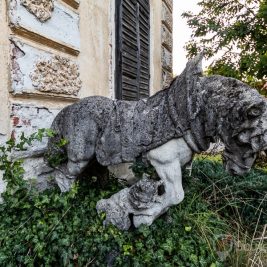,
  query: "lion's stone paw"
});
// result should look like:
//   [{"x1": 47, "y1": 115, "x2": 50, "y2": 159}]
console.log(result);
[
  {"x1": 133, "y1": 214, "x2": 154, "y2": 228},
  {"x1": 96, "y1": 198, "x2": 131, "y2": 231}
]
